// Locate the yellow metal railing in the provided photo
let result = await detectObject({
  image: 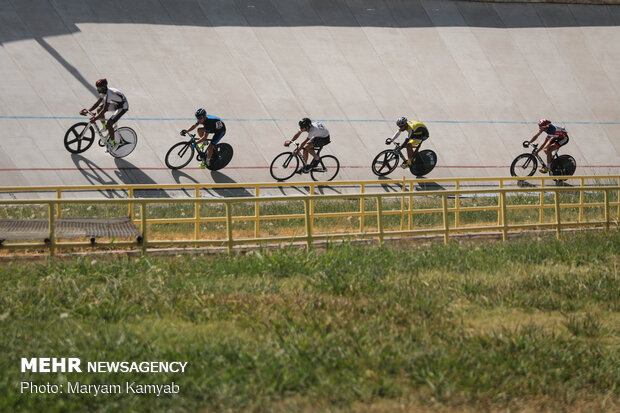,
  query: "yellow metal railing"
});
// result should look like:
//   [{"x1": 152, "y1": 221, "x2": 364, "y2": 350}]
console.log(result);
[{"x1": 1, "y1": 182, "x2": 618, "y2": 257}]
